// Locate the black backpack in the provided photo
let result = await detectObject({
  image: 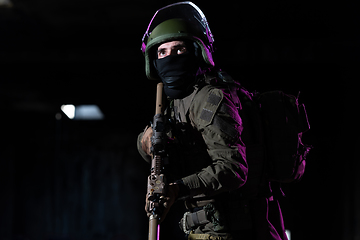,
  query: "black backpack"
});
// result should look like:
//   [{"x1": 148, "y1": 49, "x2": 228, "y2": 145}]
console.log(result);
[
  {"x1": 217, "y1": 71, "x2": 312, "y2": 184},
  {"x1": 256, "y1": 90, "x2": 312, "y2": 183}
]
